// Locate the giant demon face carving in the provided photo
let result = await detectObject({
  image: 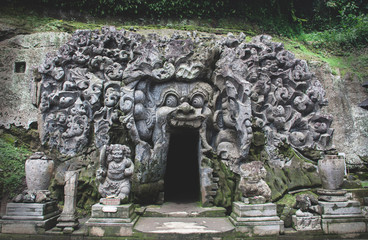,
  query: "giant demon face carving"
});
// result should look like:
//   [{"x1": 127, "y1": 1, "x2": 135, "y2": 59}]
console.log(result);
[{"x1": 38, "y1": 28, "x2": 334, "y2": 206}]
